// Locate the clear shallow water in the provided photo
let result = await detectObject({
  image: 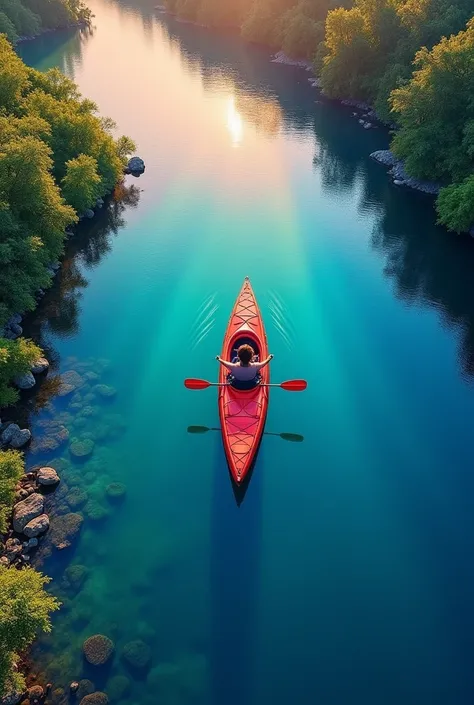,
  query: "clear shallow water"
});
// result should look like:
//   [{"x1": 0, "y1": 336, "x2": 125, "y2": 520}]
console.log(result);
[{"x1": 17, "y1": 2, "x2": 474, "y2": 704}]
